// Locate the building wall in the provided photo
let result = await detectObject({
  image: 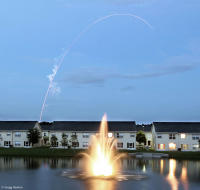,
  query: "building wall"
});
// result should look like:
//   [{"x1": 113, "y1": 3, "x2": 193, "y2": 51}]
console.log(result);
[
  {"x1": 0, "y1": 131, "x2": 30, "y2": 148},
  {"x1": 154, "y1": 132, "x2": 200, "y2": 151},
  {"x1": 42, "y1": 131, "x2": 137, "y2": 150}
]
